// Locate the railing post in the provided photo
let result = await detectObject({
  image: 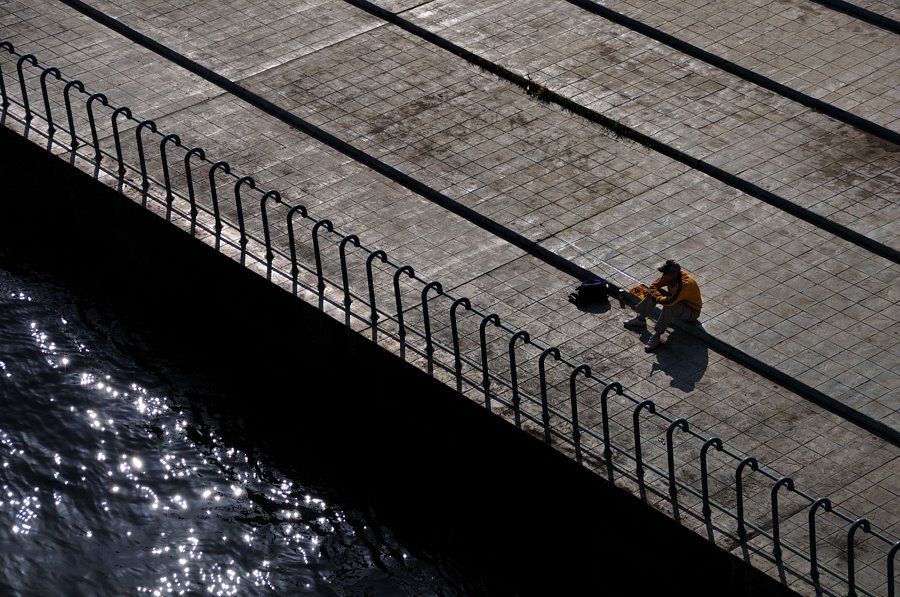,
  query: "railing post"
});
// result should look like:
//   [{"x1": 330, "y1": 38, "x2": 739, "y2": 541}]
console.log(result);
[
  {"x1": 208, "y1": 160, "x2": 230, "y2": 244},
  {"x1": 183, "y1": 147, "x2": 206, "y2": 233},
  {"x1": 0, "y1": 41, "x2": 14, "y2": 109},
  {"x1": 365, "y1": 249, "x2": 387, "y2": 342},
  {"x1": 600, "y1": 382, "x2": 622, "y2": 480},
  {"x1": 889, "y1": 541, "x2": 899, "y2": 597},
  {"x1": 15, "y1": 54, "x2": 37, "y2": 121},
  {"x1": 808, "y1": 497, "x2": 833, "y2": 583},
  {"x1": 479, "y1": 313, "x2": 501, "y2": 411},
  {"x1": 449, "y1": 297, "x2": 471, "y2": 393},
  {"x1": 233, "y1": 176, "x2": 255, "y2": 261},
  {"x1": 508, "y1": 331, "x2": 530, "y2": 429},
  {"x1": 770, "y1": 476, "x2": 794, "y2": 563},
  {"x1": 260, "y1": 190, "x2": 283, "y2": 280},
  {"x1": 421, "y1": 281, "x2": 443, "y2": 375},
  {"x1": 538, "y1": 347, "x2": 561, "y2": 444},
  {"x1": 160, "y1": 133, "x2": 181, "y2": 219},
  {"x1": 569, "y1": 365, "x2": 590, "y2": 464},
  {"x1": 339, "y1": 234, "x2": 361, "y2": 320},
  {"x1": 39, "y1": 67, "x2": 61, "y2": 136},
  {"x1": 700, "y1": 437, "x2": 724, "y2": 521},
  {"x1": 311, "y1": 219, "x2": 334, "y2": 294},
  {"x1": 735, "y1": 456, "x2": 759, "y2": 543},
  {"x1": 666, "y1": 418, "x2": 689, "y2": 510},
  {"x1": 63, "y1": 80, "x2": 85, "y2": 150},
  {"x1": 847, "y1": 518, "x2": 871, "y2": 597},
  {"x1": 393, "y1": 265, "x2": 415, "y2": 358},
  {"x1": 135, "y1": 119, "x2": 158, "y2": 190},
  {"x1": 632, "y1": 400, "x2": 656, "y2": 484},
  {"x1": 286, "y1": 203, "x2": 307, "y2": 293},
  {"x1": 87, "y1": 92, "x2": 109, "y2": 165},
  {"x1": 111, "y1": 106, "x2": 133, "y2": 177}
]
